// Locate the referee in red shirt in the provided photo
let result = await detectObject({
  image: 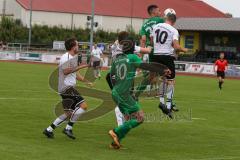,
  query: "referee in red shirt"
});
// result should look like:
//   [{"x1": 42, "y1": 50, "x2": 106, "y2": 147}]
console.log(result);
[{"x1": 214, "y1": 52, "x2": 228, "y2": 90}]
